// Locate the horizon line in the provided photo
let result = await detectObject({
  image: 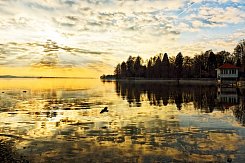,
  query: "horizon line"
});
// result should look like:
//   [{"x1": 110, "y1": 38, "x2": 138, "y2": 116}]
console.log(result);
[{"x1": 0, "y1": 75, "x2": 96, "y2": 79}]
